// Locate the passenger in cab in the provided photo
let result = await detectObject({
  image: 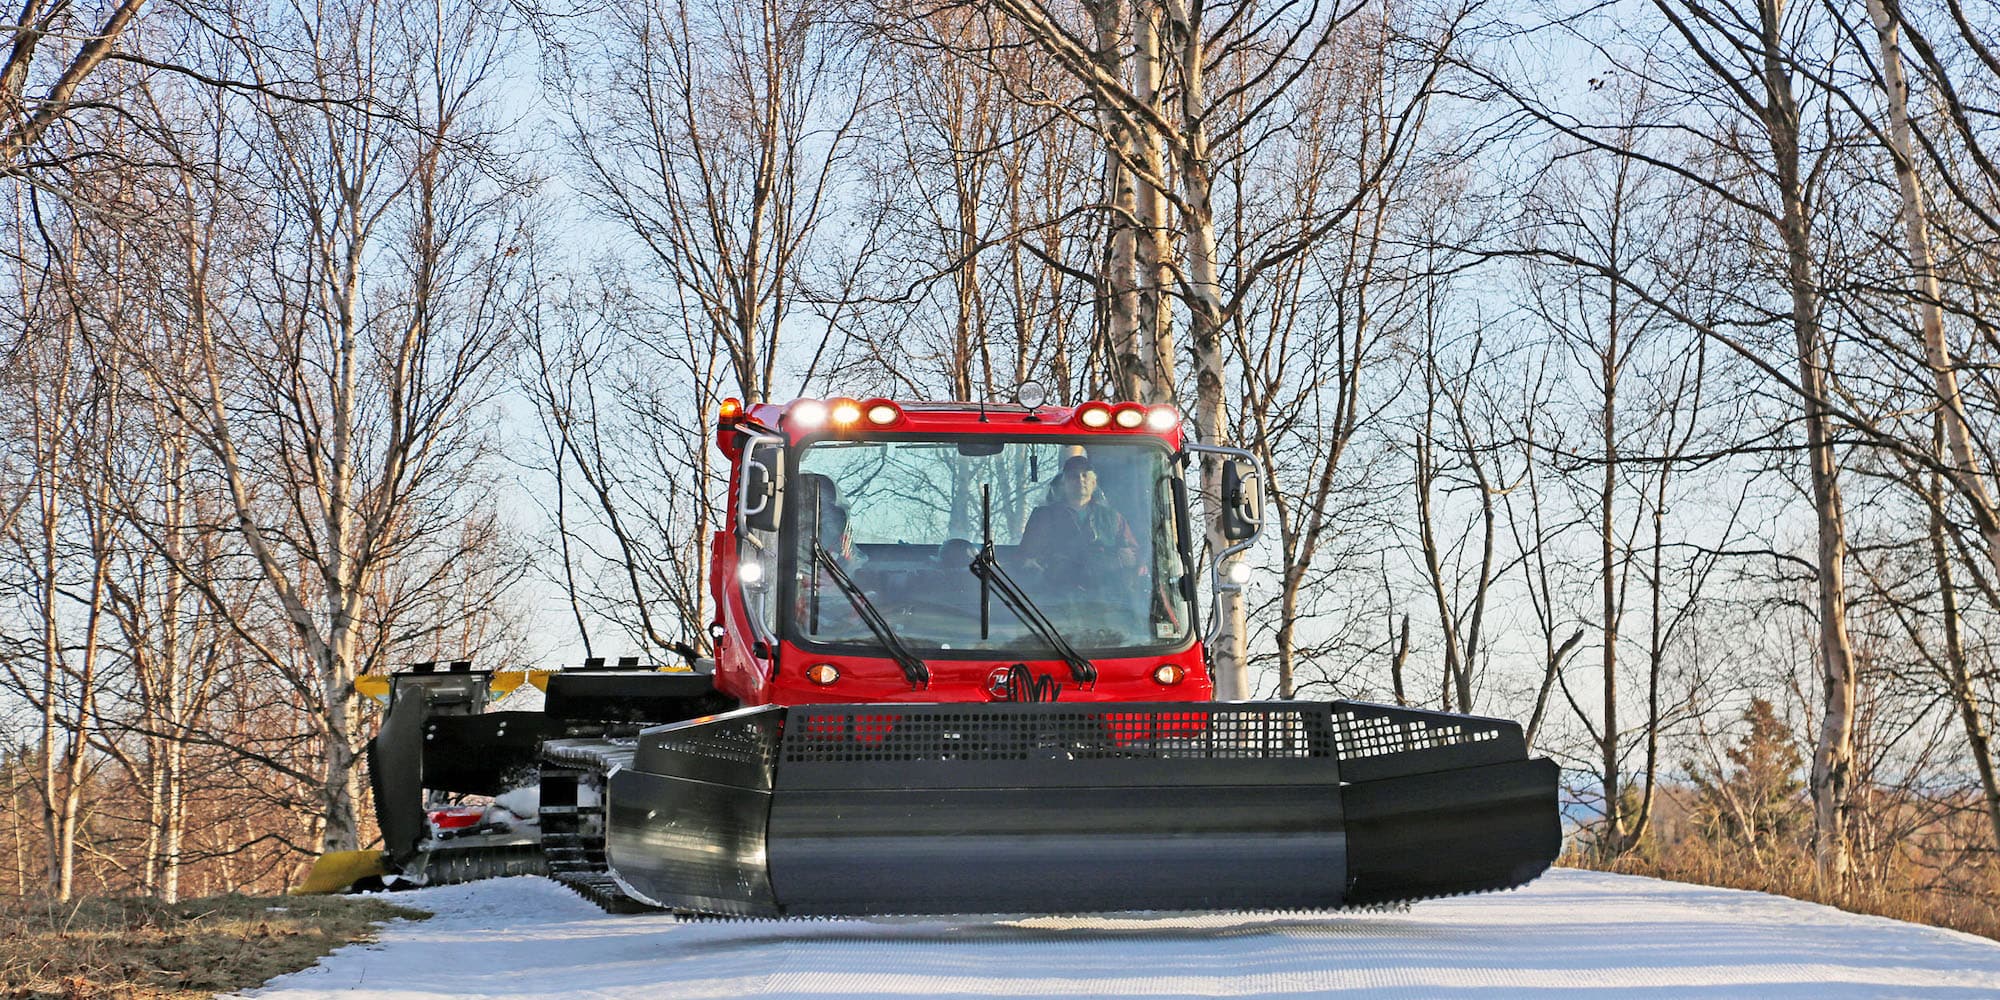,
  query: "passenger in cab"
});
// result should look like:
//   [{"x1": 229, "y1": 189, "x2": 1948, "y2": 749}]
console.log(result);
[
  {"x1": 1021, "y1": 455, "x2": 1140, "y2": 582},
  {"x1": 796, "y1": 473, "x2": 858, "y2": 566},
  {"x1": 792, "y1": 473, "x2": 866, "y2": 637}
]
